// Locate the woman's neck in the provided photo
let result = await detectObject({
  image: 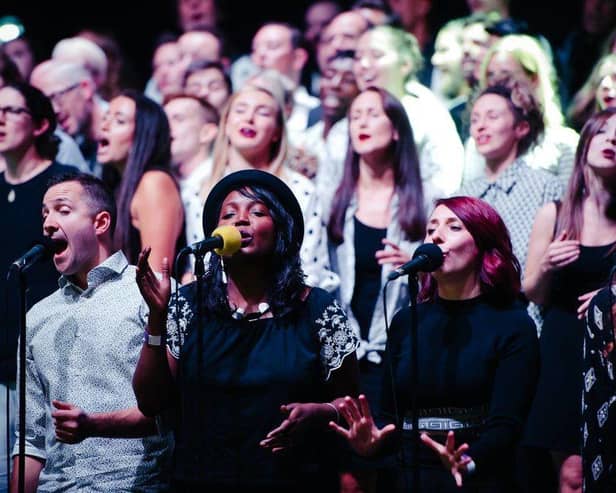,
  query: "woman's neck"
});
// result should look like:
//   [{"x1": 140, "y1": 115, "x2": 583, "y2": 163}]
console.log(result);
[
  {"x1": 436, "y1": 273, "x2": 482, "y2": 301},
  {"x1": 226, "y1": 260, "x2": 271, "y2": 310},
  {"x1": 483, "y1": 147, "x2": 518, "y2": 182},
  {"x1": 322, "y1": 114, "x2": 343, "y2": 140},
  {"x1": 388, "y1": 81, "x2": 407, "y2": 101},
  {"x1": 108, "y1": 158, "x2": 127, "y2": 176},
  {"x1": 175, "y1": 148, "x2": 209, "y2": 180},
  {"x1": 358, "y1": 154, "x2": 395, "y2": 188},
  {"x1": 3, "y1": 146, "x2": 51, "y2": 184},
  {"x1": 586, "y1": 170, "x2": 616, "y2": 212},
  {"x1": 227, "y1": 146, "x2": 272, "y2": 173}
]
